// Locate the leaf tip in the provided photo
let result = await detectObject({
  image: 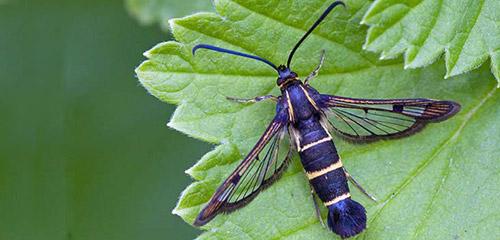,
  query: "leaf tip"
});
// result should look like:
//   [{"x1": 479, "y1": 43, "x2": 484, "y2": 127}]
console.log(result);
[
  {"x1": 403, "y1": 62, "x2": 416, "y2": 70},
  {"x1": 362, "y1": 41, "x2": 371, "y2": 51},
  {"x1": 167, "y1": 17, "x2": 178, "y2": 29},
  {"x1": 143, "y1": 50, "x2": 153, "y2": 59},
  {"x1": 171, "y1": 188, "x2": 193, "y2": 219},
  {"x1": 142, "y1": 42, "x2": 169, "y2": 58},
  {"x1": 171, "y1": 206, "x2": 181, "y2": 216},
  {"x1": 166, "y1": 120, "x2": 175, "y2": 129},
  {"x1": 185, "y1": 166, "x2": 195, "y2": 177}
]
